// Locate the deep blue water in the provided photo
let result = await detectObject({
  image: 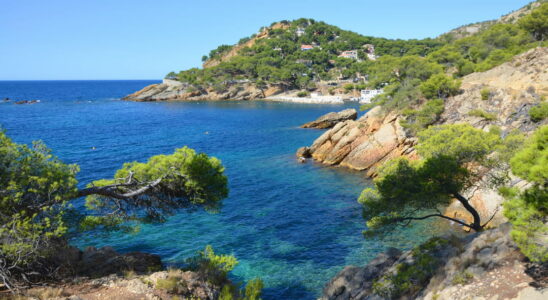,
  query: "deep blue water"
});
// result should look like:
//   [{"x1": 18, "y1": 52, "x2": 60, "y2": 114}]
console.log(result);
[{"x1": 0, "y1": 80, "x2": 444, "y2": 299}]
